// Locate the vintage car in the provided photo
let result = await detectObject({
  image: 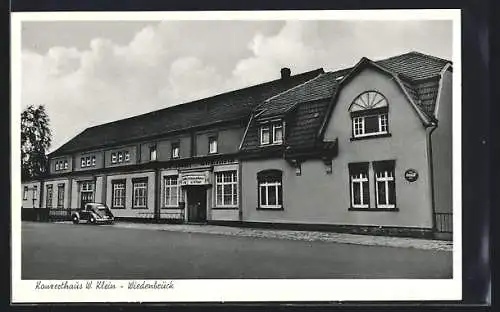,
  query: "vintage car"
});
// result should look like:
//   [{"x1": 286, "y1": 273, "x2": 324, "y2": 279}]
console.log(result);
[{"x1": 71, "y1": 202, "x2": 115, "y2": 224}]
